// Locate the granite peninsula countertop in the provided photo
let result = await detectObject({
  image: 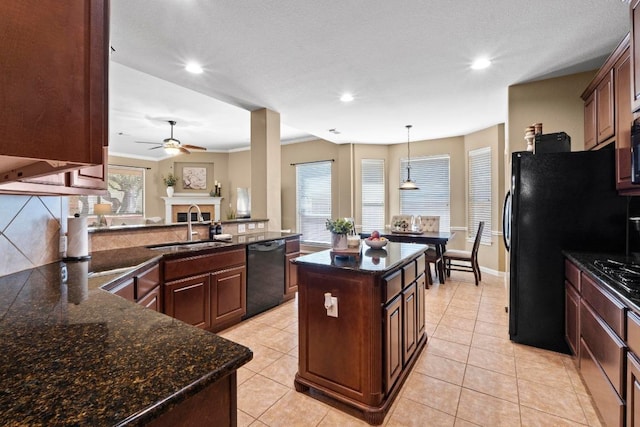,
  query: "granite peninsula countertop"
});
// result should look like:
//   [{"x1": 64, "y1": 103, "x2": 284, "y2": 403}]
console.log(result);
[
  {"x1": 0, "y1": 235, "x2": 315, "y2": 425},
  {"x1": 293, "y1": 241, "x2": 428, "y2": 274}
]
